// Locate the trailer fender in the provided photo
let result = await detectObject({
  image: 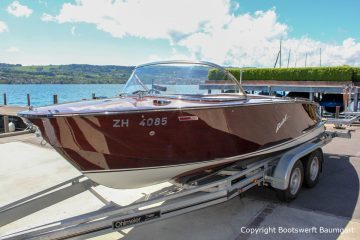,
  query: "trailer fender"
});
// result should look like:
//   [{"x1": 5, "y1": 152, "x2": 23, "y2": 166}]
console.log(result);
[{"x1": 270, "y1": 143, "x2": 325, "y2": 190}]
